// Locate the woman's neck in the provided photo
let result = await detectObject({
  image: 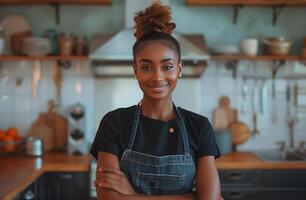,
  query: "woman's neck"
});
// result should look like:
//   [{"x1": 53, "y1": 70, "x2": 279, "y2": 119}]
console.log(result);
[{"x1": 140, "y1": 97, "x2": 175, "y2": 122}]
